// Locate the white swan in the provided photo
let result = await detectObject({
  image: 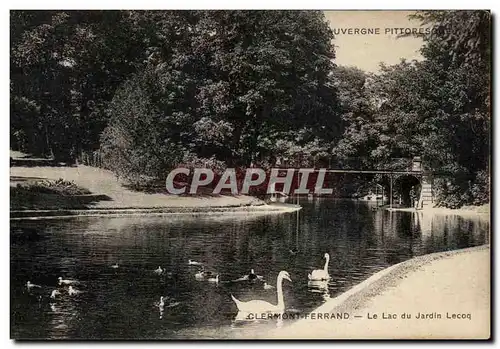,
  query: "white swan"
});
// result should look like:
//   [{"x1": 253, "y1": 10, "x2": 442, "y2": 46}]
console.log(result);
[
  {"x1": 58, "y1": 277, "x2": 79, "y2": 285},
  {"x1": 111, "y1": 263, "x2": 119, "y2": 269},
  {"x1": 231, "y1": 271, "x2": 291, "y2": 313},
  {"x1": 263, "y1": 282, "x2": 275, "y2": 290},
  {"x1": 188, "y1": 260, "x2": 203, "y2": 266},
  {"x1": 308, "y1": 253, "x2": 330, "y2": 281},
  {"x1": 26, "y1": 281, "x2": 41, "y2": 289},
  {"x1": 50, "y1": 290, "x2": 61, "y2": 299},
  {"x1": 68, "y1": 286, "x2": 82, "y2": 296}
]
